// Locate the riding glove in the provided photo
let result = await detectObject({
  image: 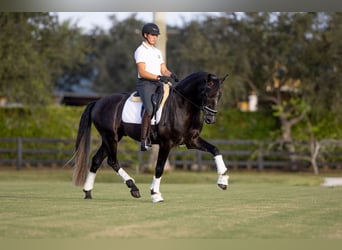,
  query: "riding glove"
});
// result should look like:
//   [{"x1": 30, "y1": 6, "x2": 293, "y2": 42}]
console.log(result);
[
  {"x1": 170, "y1": 72, "x2": 179, "y2": 82},
  {"x1": 158, "y1": 75, "x2": 170, "y2": 83}
]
